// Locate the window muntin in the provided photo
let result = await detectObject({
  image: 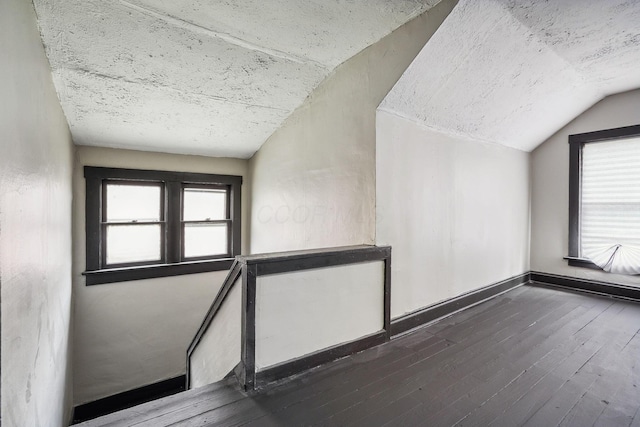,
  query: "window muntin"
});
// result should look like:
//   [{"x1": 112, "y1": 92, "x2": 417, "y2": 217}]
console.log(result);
[
  {"x1": 568, "y1": 125, "x2": 640, "y2": 273},
  {"x1": 84, "y1": 167, "x2": 242, "y2": 285}
]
